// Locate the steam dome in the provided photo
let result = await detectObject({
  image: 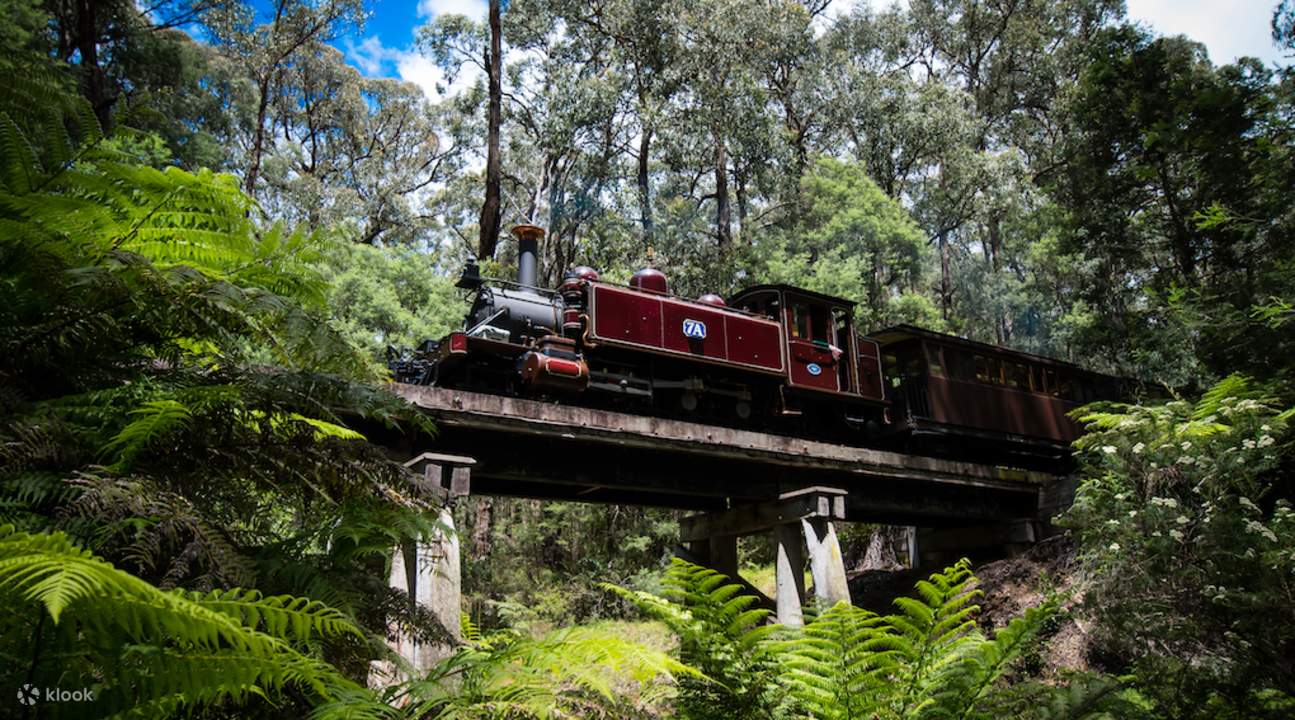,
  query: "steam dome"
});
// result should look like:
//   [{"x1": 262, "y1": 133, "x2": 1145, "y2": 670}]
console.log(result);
[{"x1": 630, "y1": 267, "x2": 669, "y2": 295}]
